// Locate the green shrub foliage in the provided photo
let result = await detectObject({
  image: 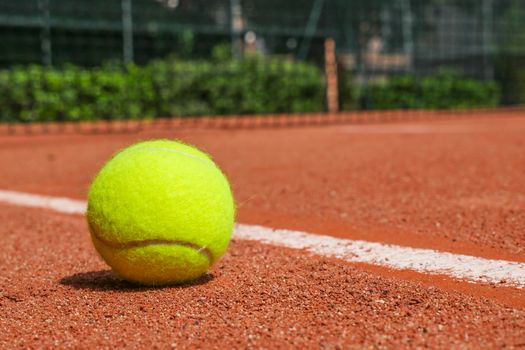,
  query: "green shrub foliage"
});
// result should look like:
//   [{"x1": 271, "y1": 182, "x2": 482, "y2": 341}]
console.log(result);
[
  {"x1": 0, "y1": 60, "x2": 502, "y2": 123},
  {"x1": 0, "y1": 56, "x2": 325, "y2": 123},
  {"x1": 366, "y1": 72, "x2": 500, "y2": 110}
]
